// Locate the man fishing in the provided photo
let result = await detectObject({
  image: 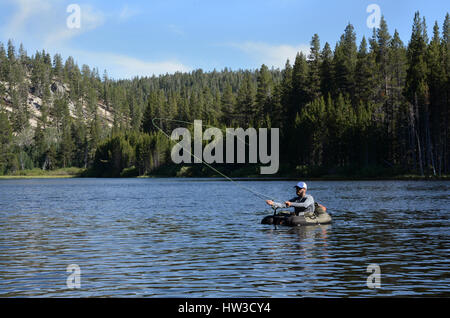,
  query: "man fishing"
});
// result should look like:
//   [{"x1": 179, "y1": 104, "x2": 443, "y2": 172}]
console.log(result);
[{"x1": 265, "y1": 181, "x2": 315, "y2": 216}]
